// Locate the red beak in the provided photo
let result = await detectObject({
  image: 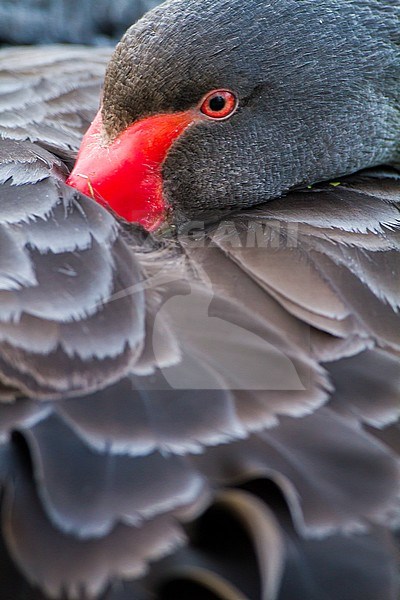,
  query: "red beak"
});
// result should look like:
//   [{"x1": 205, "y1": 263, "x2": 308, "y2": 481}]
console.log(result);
[{"x1": 66, "y1": 109, "x2": 197, "y2": 230}]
